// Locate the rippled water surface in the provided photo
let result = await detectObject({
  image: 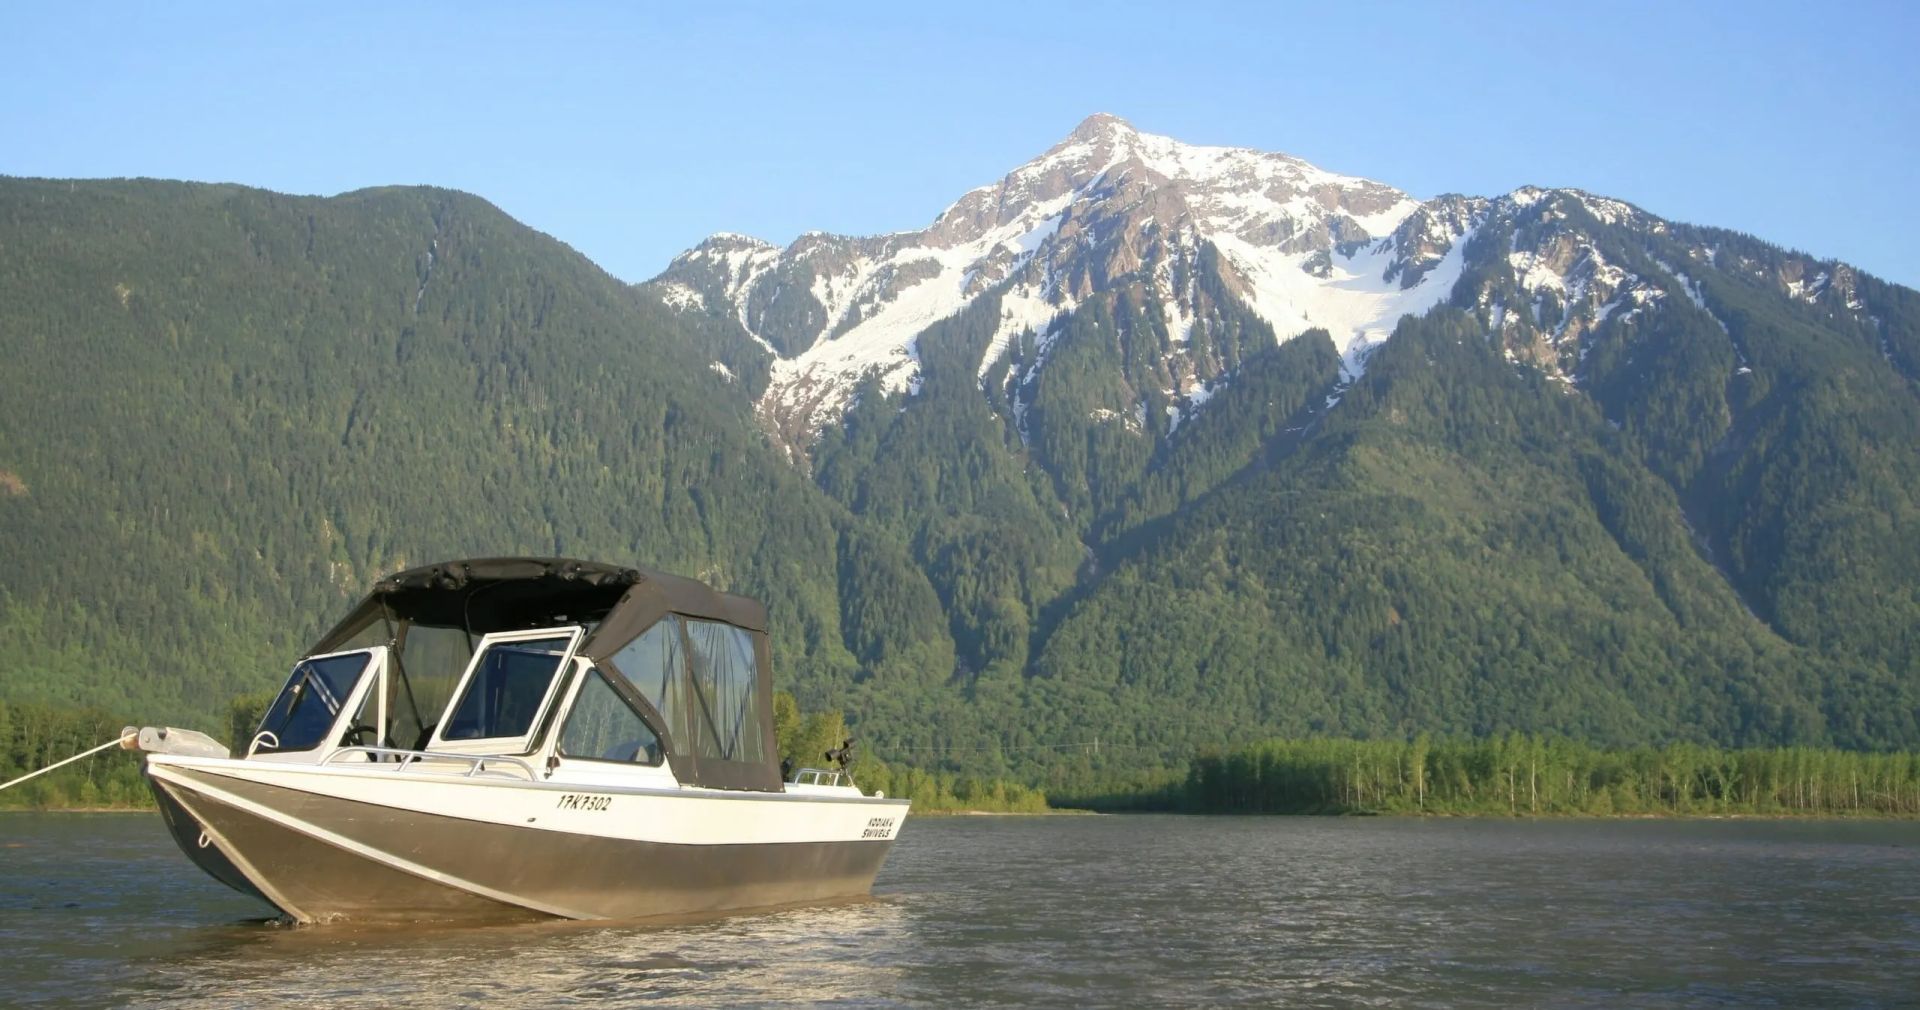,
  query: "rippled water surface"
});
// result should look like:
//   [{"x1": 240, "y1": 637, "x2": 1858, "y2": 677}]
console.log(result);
[{"x1": 3, "y1": 812, "x2": 1918, "y2": 1006}]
